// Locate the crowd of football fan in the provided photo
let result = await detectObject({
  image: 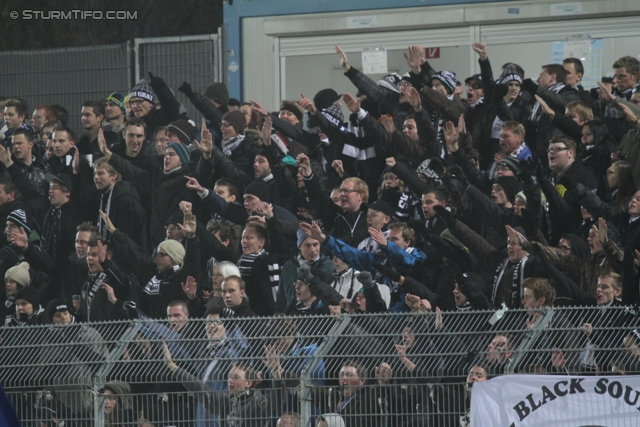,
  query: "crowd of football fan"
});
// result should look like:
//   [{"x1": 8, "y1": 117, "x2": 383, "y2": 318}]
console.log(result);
[{"x1": 1, "y1": 42, "x2": 640, "y2": 427}]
